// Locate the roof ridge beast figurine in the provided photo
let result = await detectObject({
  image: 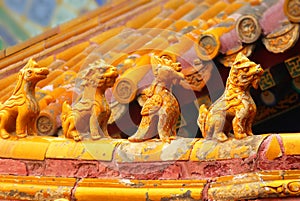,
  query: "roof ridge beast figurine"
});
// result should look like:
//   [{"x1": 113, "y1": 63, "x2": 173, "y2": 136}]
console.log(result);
[
  {"x1": 198, "y1": 52, "x2": 264, "y2": 142},
  {"x1": 128, "y1": 54, "x2": 184, "y2": 143},
  {"x1": 61, "y1": 59, "x2": 118, "y2": 141},
  {"x1": 0, "y1": 58, "x2": 49, "y2": 139}
]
